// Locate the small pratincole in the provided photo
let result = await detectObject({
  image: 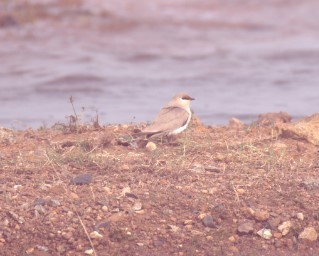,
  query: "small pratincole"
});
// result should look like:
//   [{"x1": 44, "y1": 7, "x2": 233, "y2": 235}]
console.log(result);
[{"x1": 140, "y1": 92, "x2": 195, "y2": 138}]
